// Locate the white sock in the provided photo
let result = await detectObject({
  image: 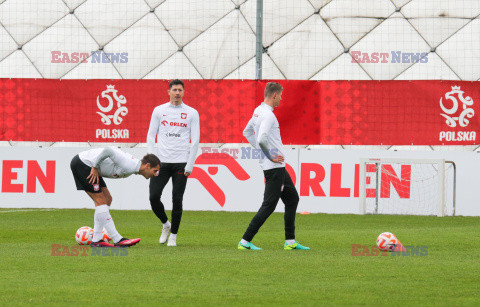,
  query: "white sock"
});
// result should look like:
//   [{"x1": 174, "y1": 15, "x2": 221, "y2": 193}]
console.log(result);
[
  {"x1": 93, "y1": 205, "x2": 108, "y2": 241},
  {"x1": 95, "y1": 205, "x2": 123, "y2": 243},
  {"x1": 169, "y1": 233, "x2": 177, "y2": 241},
  {"x1": 240, "y1": 239, "x2": 249, "y2": 245},
  {"x1": 163, "y1": 221, "x2": 171, "y2": 229},
  {"x1": 286, "y1": 239, "x2": 295, "y2": 245}
]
